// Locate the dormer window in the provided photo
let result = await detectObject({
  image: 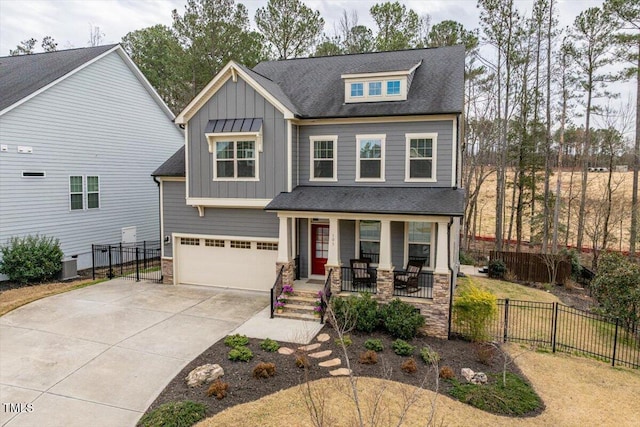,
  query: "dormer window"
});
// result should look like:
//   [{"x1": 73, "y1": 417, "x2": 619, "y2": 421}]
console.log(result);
[
  {"x1": 387, "y1": 80, "x2": 401, "y2": 95},
  {"x1": 369, "y1": 81, "x2": 382, "y2": 96},
  {"x1": 342, "y1": 60, "x2": 421, "y2": 104},
  {"x1": 350, "y1": 83, "x2": 364, "y2": 97}
]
